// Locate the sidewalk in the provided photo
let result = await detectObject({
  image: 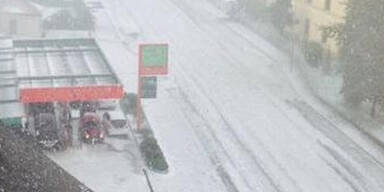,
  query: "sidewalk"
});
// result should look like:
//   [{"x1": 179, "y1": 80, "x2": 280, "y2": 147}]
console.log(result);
[{"x1": 316, "y1": 94, "x2": 384, "y2": 148}]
